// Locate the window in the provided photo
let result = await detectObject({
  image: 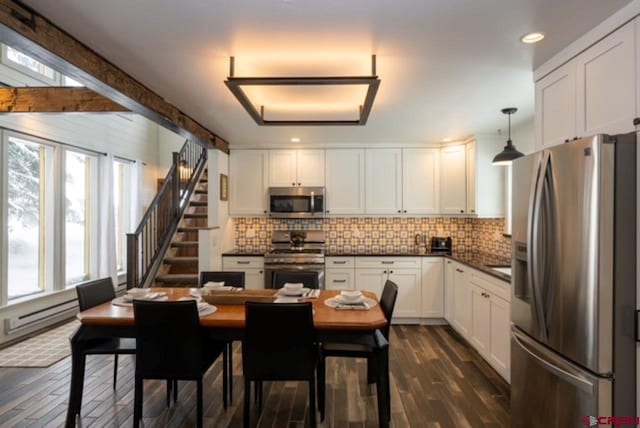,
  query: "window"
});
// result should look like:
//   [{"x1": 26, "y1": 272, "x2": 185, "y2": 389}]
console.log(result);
[
  {"x1": 113, "y1": 159, "x2": 132, "y2": 273},
  {"x1": 65, "y1": 150, "x2": 98, "y2": 286},
  {"x1": 6, "y1": 136, "x2": 54, "y2": 299},
  {"x1": 3, "y1": 45, "x2": 84, "y2": 87}
]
